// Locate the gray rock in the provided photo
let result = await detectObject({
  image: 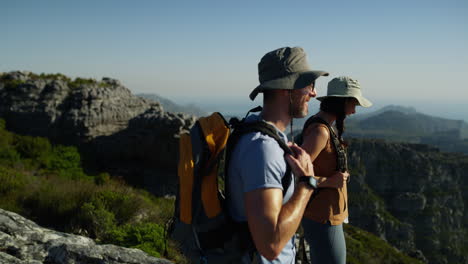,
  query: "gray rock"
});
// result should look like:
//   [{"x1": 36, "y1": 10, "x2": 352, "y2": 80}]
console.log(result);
[
  {"x1": 0, "y1": 208, "x2": 172, "y2": 264},
  {"x1": 102, "y1": 77, "x2": 121, "y2": 86},
  {"x1": 0, "y1": 71, "x2": 31, "y2": 82}
]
